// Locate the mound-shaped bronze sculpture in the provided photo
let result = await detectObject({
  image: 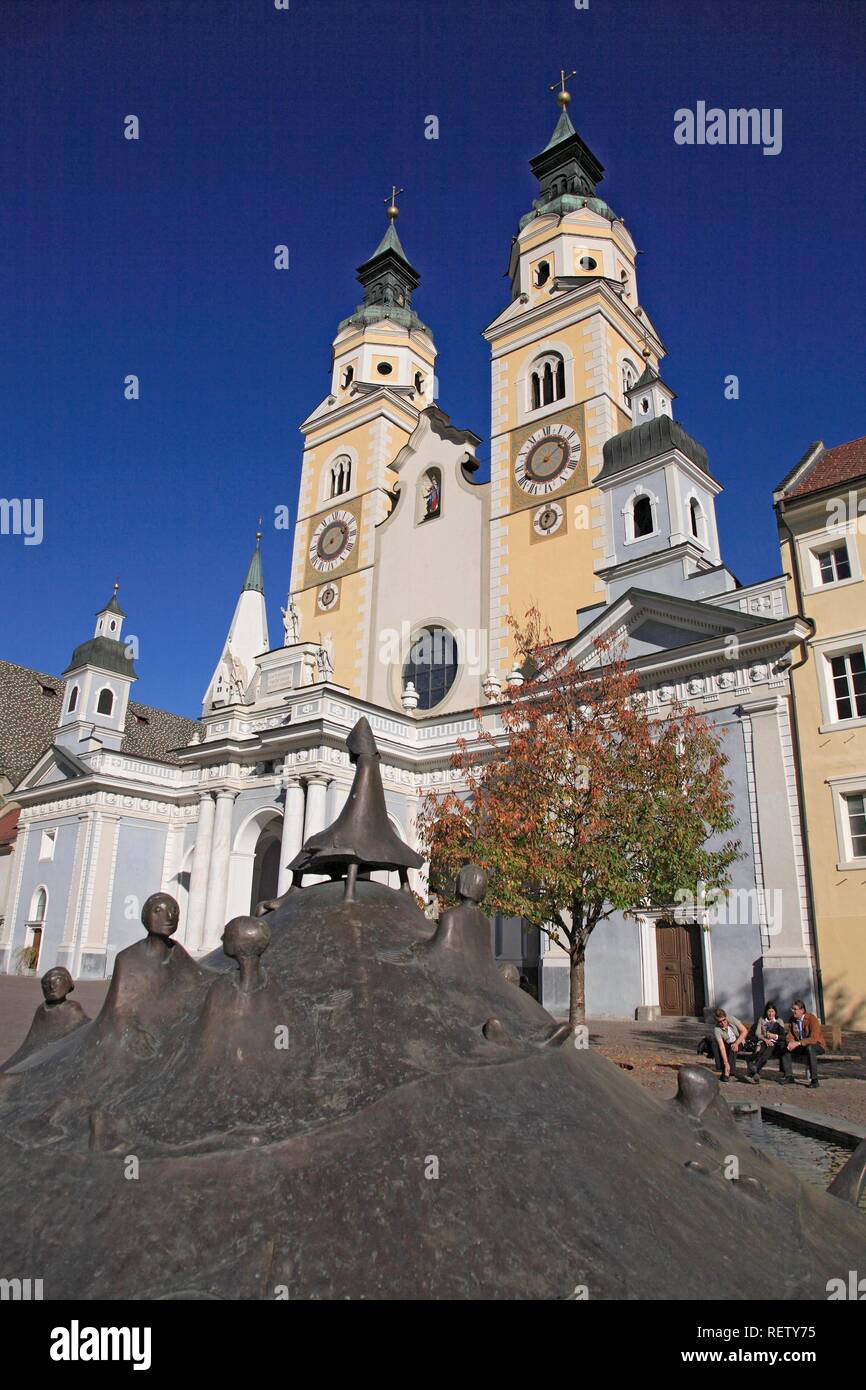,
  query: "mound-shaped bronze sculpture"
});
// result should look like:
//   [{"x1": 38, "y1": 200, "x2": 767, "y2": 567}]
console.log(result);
[{"x1": 1, "y1": 719, "x2": 864, "y2": 1300}]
